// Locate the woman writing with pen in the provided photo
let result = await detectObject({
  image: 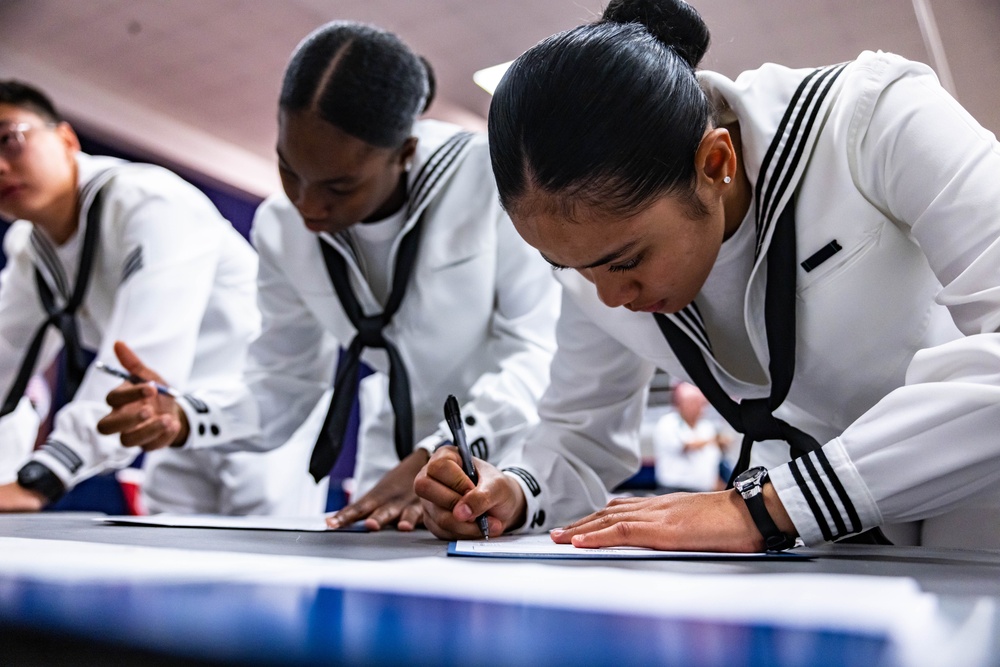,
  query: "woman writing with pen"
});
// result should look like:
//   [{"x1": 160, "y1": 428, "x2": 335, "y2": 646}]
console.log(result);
[
  {"x1": 97, "y1": 21, "x2": 560, "y2": 527},
  {"x1": 416, "y1": 0, "x2": 1000, "y2": 551}
]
